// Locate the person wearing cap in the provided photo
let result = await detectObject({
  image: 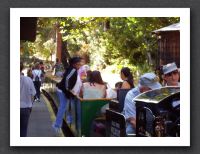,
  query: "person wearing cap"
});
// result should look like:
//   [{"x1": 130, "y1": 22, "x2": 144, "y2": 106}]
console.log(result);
[
  {"x1": 52, "y1": 56, "x2": 82, "y2": 133},
  {"x1": 162, "y1": 62, "x2": 180, "y2": 108},
  {"x1": 162, "y1": 62, "x2": 180, "y2": 86},
  {"x1": 123, "y1": 72, "x2": 162, "y2": 135}
]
